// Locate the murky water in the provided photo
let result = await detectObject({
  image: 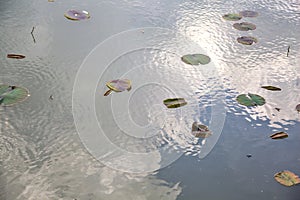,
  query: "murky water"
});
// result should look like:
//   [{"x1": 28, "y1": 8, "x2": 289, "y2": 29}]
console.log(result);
[{"x1": 1, "y1": 0, "x2": 300, "y2": 199}]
